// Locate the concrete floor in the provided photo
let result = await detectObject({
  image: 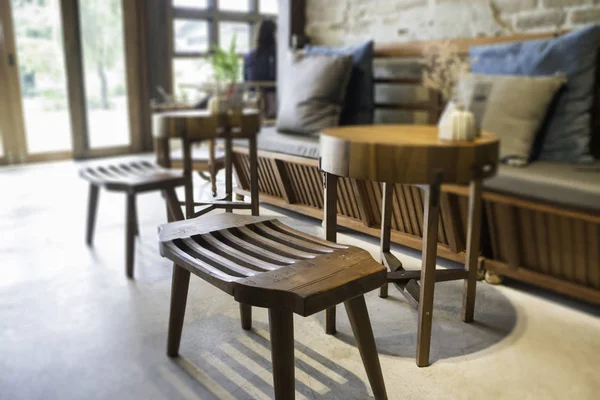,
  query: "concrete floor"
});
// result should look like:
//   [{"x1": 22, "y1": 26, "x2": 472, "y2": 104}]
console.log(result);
[{"x1": 1, "y1": 156, "x2": 599, "y2": 400}]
